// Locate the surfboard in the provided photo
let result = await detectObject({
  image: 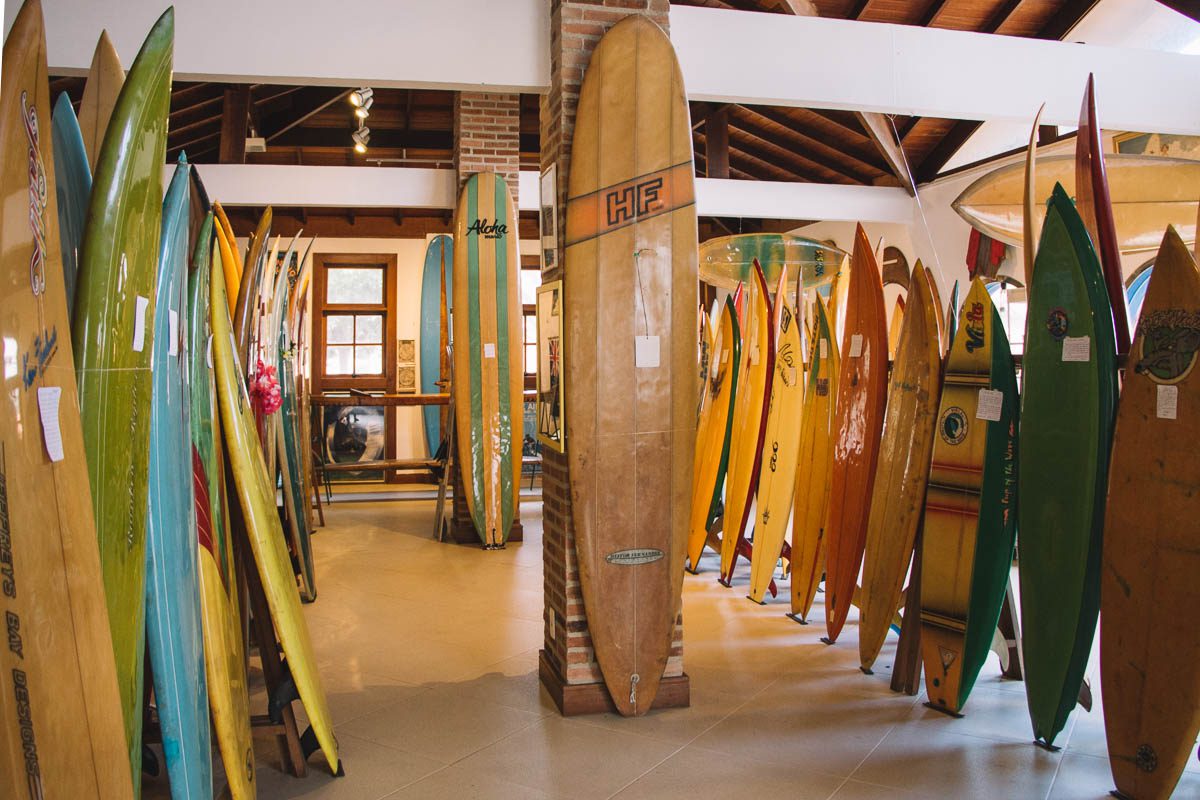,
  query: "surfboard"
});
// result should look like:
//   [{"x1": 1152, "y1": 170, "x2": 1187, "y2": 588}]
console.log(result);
[
  {"x1": 563, "y1": 15, "x2": 696, "y2": 716},
  {"x1": 926, "y1": 265, "x2": 946, "y2": 354},
  {"x1": 1023, "y1": 105, "x2": 1044, "y2": 290},
  {"x1": 211, "y1": 232, "x2": 340, "y2": 774},
  {"x1": 829, "y1": 254, "x2": 851, "y2": 349},
  {"x1": 1076, "y1": 75, "x2": 1131, "y2": 355},
  {"x1": 1127, "y1": 266, "x2": 1153, "y2": 326},
  {"x1": 0, "y1": 2, "x2": 133, "y2": 796},
  {"x1": 71, "y1": 8, "x2": 172, "y2": 785},
  {"x1": 686, "y1": 293, "x2": 739, "y2": 570},
  {"x1": 698, "y1": 232, "x2": 845, "y2": 292},
  {"x1": 886, "y1": 295, "x2": 905, "y2": 361},
  {"x1": 748, "y1": 270, "x2": 804, "y2": 603},
  {"x1": 719, "y1": 261, "x2": 774, "y2": 584},
  {"x1": 50, "y1": 92, "x2": 89, "y2": 314},
  {"x1": 421, "y1": 234, "x2": 453, "y2": 457},
  {"x1": 919, "y1": 278, "x2": 1018, "y2": 715},
  {"x1": 823, "y1": 223, "x2": 889, "y2": 644},
  {"x1": 1101, "y1": 227, "x2": 1200, "y2": 800},
  {"x1": 946, "y1": 280, "x2": 960, "y2": 347},
  {"x1": 145, "y1": 155, "x2": 211, "y2": 799},
  {"x1": 188, "y1": 210, "x2": 256, "y2": 799},
  {"x1": 953, "y1": 154, "x2": 1200, "y2": 256},
  {"x1": 233, "y1": 208, "x2": 272, "y2": 366},
  {"x1": 859, "y1": 264, "x2": 942, "y2": 671},
  {"x1": 213, "y1": 201, "x2": 242, "y2": 298},
  {"x1": 453, "y1": 173, "x2": 522, "y2": 548},
  {"x1": 1018, "y1": 183, "x2": 1118, "y2": 747},
  {"x1": 789, "y1": 295, "x2": 839, "y2": 623},
  {"x1": 78, "y1": 29, "x2": 122, "y2": 168}
]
